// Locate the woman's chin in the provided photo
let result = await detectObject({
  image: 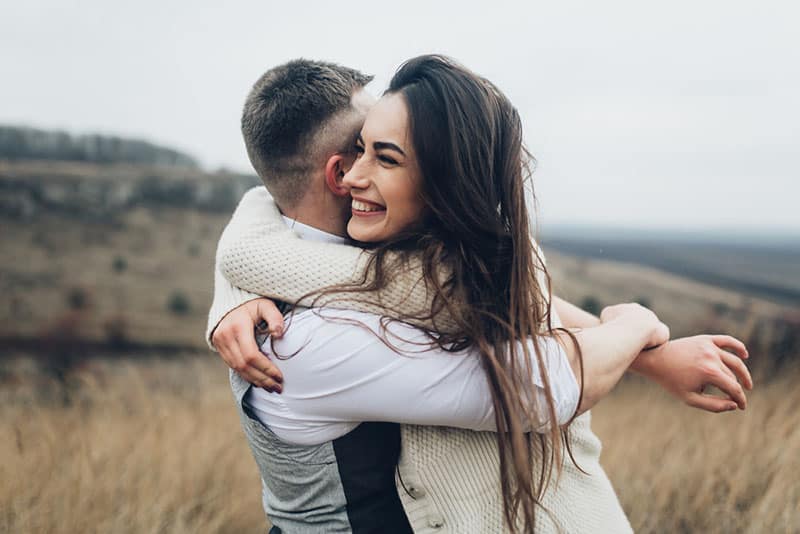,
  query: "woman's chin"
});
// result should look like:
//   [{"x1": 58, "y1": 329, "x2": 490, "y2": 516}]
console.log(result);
[{"x1": 347, "y1": 218, "x2": 384, "y2": 243}]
